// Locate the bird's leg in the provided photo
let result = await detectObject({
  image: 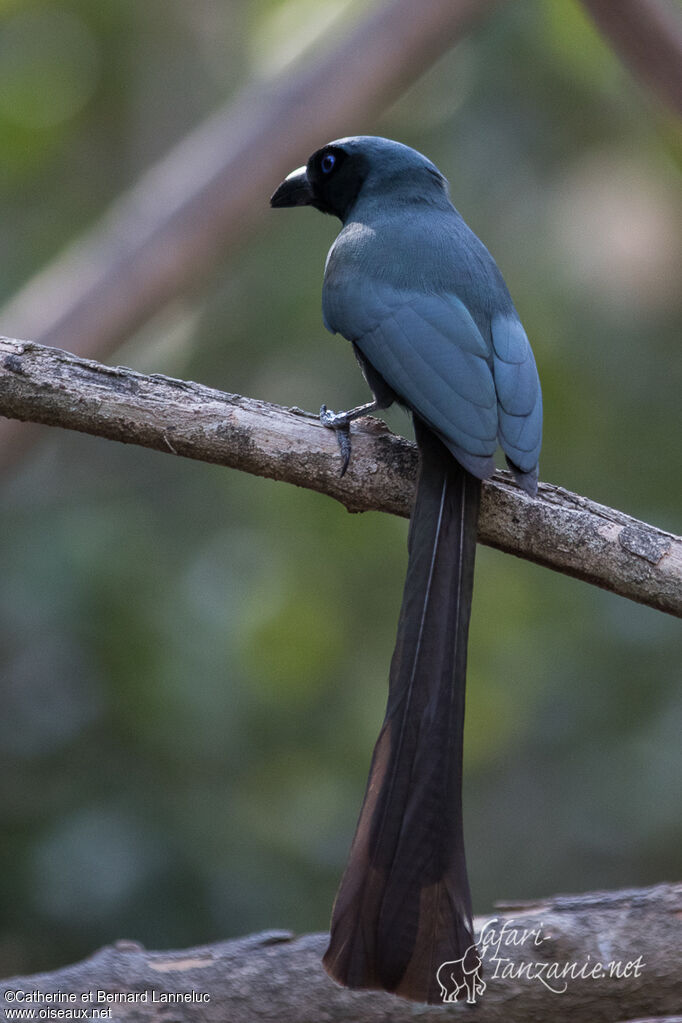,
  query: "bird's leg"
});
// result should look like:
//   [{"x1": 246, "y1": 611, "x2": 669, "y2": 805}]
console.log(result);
[{"x1": 320, "y1": 400, "x2": 378, "y2": 476}]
